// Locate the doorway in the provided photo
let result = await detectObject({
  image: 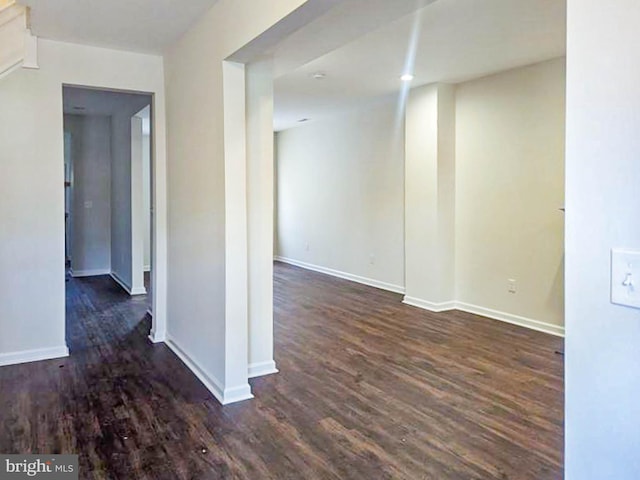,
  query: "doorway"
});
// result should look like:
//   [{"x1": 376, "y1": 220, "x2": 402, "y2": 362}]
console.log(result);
[{"x1": 62, "y1": 86, "x2": 153, "y2": 351}]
